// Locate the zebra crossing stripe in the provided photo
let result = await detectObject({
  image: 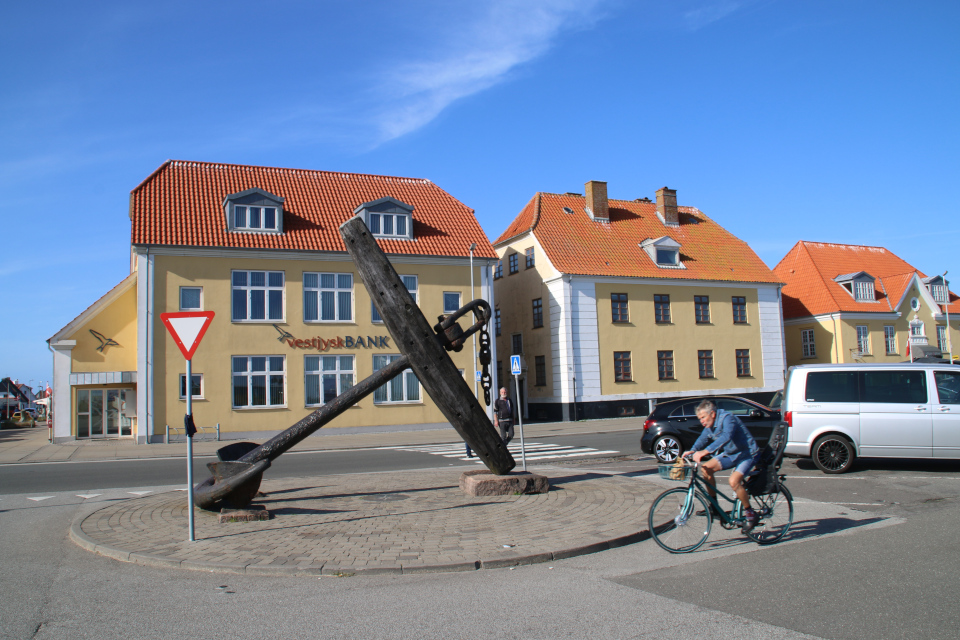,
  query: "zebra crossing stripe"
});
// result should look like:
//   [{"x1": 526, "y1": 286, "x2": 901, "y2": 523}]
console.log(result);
[{"x1": 379, "y1": 442, "x2": 620, "y2": 462}]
